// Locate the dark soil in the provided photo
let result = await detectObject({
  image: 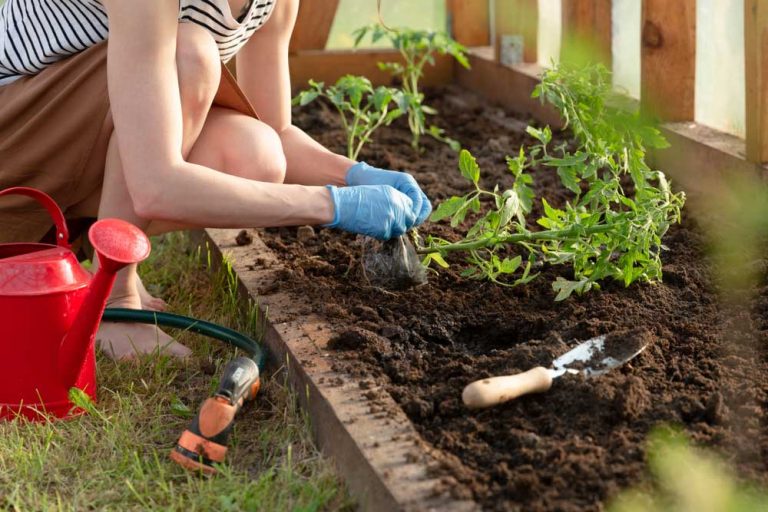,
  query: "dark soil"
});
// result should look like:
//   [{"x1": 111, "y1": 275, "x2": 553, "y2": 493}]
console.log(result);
[{"x1": 261, "y1": 86, "x2": 768, "y2": 511}]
